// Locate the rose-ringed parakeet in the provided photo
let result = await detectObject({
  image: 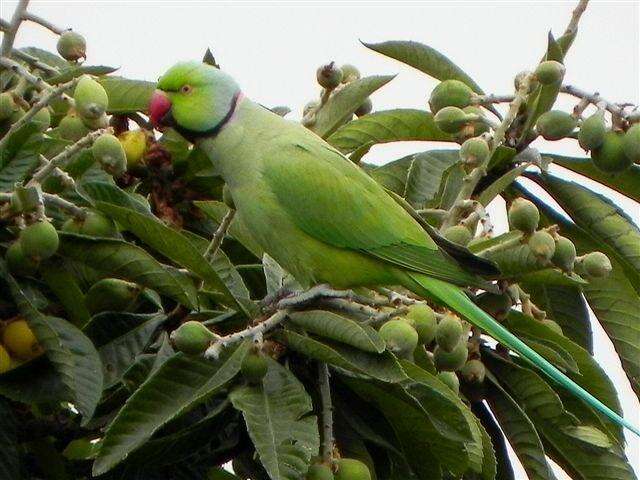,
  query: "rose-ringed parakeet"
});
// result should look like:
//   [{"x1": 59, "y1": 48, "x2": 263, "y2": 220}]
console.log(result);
[{"x1": 149, "y1": 61, "x2": 639, "y2": 436}]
